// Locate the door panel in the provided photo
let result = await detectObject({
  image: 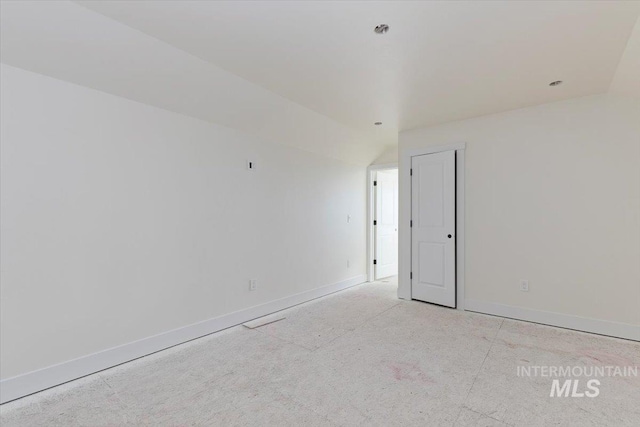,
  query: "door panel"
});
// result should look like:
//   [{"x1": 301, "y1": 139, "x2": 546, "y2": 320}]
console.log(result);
[
  {"x1": 411, "y1": 151, "x2": 455, "y2": 307},
  {"x1": 418, "y1": 242, "x2": 445, "y2": 286},
  {"x1": 418, "y1": 163, "x2": 445, "y2": 227},
  {"x1": 375, "y1": 169, "x2": 398, "y2": 279}
]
